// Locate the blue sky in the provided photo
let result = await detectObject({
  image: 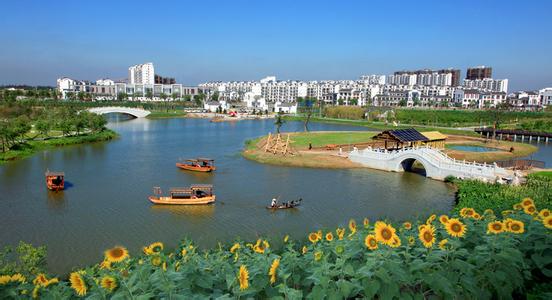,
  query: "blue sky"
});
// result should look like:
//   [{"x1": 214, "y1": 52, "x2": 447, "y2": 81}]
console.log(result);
[{"x1": 0, "y1": 0, "x2": 551, "y2": 91}]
